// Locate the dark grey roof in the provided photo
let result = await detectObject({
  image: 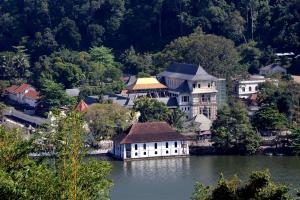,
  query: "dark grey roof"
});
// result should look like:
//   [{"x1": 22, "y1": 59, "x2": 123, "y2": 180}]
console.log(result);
[
  {"x1": 126, "y1": 75, "x2": 137, "y2": 87},
  {"x1": 170, "y1": 81, "x2": 191, "y2": 93},
  {"x1": 85, "y1": 96, "x2": 100, "y2": 105},
  {"x1": 3, "y1": 108, "x2": 50, "y2": 126},
  {"x1": 159, "y1": 63, "x2": 217, "y2": 81},
  {"x1": 166, "y1": 63, "x2": 200, "y2": 75},
  {"x1": 260, "y1": 64, "x2": 286, "y2": 71},
  {"x1": 102, "y1": 94, "x2": 133, "y2": 108},
  {"x1": 156, "y1": 97, "x2": 178, "y2": 107}
]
